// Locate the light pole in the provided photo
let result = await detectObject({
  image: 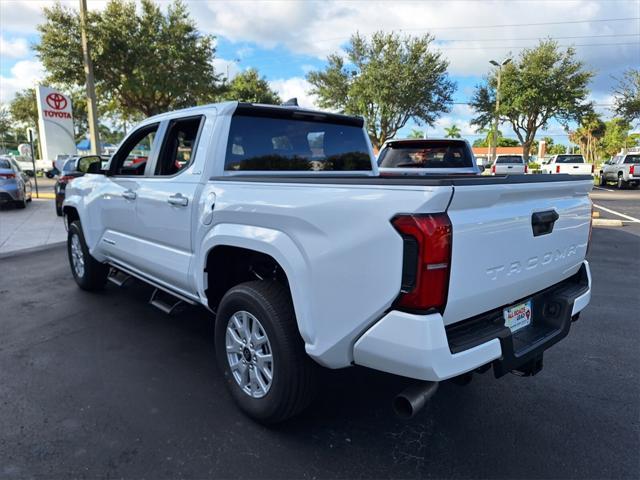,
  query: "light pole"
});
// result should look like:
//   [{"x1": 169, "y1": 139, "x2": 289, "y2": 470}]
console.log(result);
[
  {"x1": 489, "y1": 58, "x2": 511, "y2": 163},
  {"x1": 79, "y1": 0, "x2": 100, "y2": 155}
]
